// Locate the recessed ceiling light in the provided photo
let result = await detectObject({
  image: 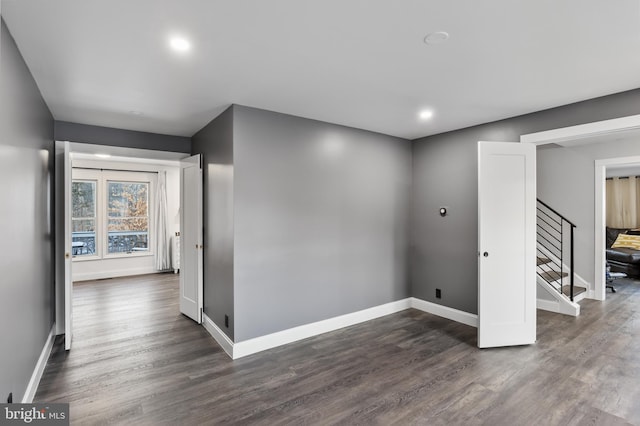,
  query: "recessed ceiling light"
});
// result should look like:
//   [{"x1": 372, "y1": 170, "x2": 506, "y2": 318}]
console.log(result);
[
  {"x1": 95, "y1": 154, "x2": 111, "y2": 159},
  {"x1": 169, "y1": 36, "x2": 191, "y2": 52},
  {"x1": 424, "y1": 31, "x2": 449, "y2": 45},
  {"x1": 419, "y1": 110, "x2": 434, "y2": 120}
]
